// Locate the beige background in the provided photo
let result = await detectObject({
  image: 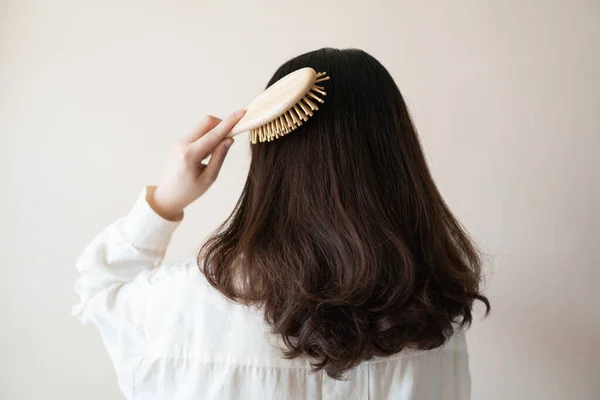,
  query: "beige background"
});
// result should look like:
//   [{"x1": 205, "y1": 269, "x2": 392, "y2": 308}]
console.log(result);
[{"x1": 1, "y1": 0, "x2": 599, "y2": 399}]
